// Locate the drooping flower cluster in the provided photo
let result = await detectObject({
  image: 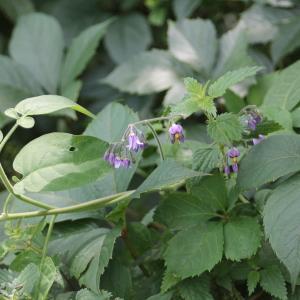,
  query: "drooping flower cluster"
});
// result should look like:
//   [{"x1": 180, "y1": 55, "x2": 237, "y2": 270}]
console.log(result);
[
  {"x1": 252, "y1": 134, "x2": 265, "y2": 145},
  {"x1": 169, "y1": 123, "x2": 185, "y2": 144},
  {"x1": 127, "y1": 126, "x2": 147, "y2": 152},
  {"x1": 241, "y1": 107, "x2": 263, "y2": 131},
  {"x1": 224, "y1": 147, "x2": 240, "y2": 175}
]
